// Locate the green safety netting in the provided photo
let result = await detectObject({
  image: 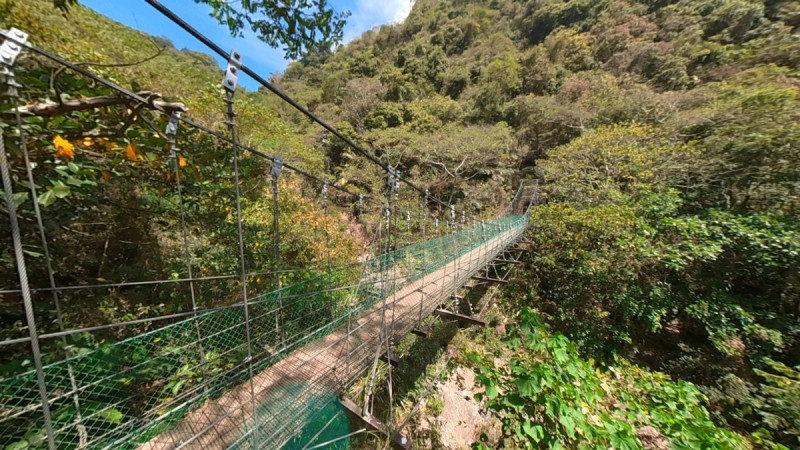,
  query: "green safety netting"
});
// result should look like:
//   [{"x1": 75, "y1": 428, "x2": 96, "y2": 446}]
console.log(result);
[{"x1": 0, "y1": 215, "x2": 527, "y2": 449}]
